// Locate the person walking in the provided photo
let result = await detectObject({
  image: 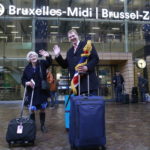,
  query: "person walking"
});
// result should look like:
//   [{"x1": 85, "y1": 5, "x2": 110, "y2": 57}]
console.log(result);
[
  {"x1": 47, "y1": 71, "x2": 57, "y2": 107},
  {"x1": 21, "y1": 50, "x2": 52, "y2": 133},
  {"x1": 137, "y1": 72, "x2": 148, "y2": 102},
  {"x1": 112, "y1": 71, "x2": 124, "y2": 102},
  {"x1": 53, "y1": 29, "x2": 99, "y2": 95}
]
